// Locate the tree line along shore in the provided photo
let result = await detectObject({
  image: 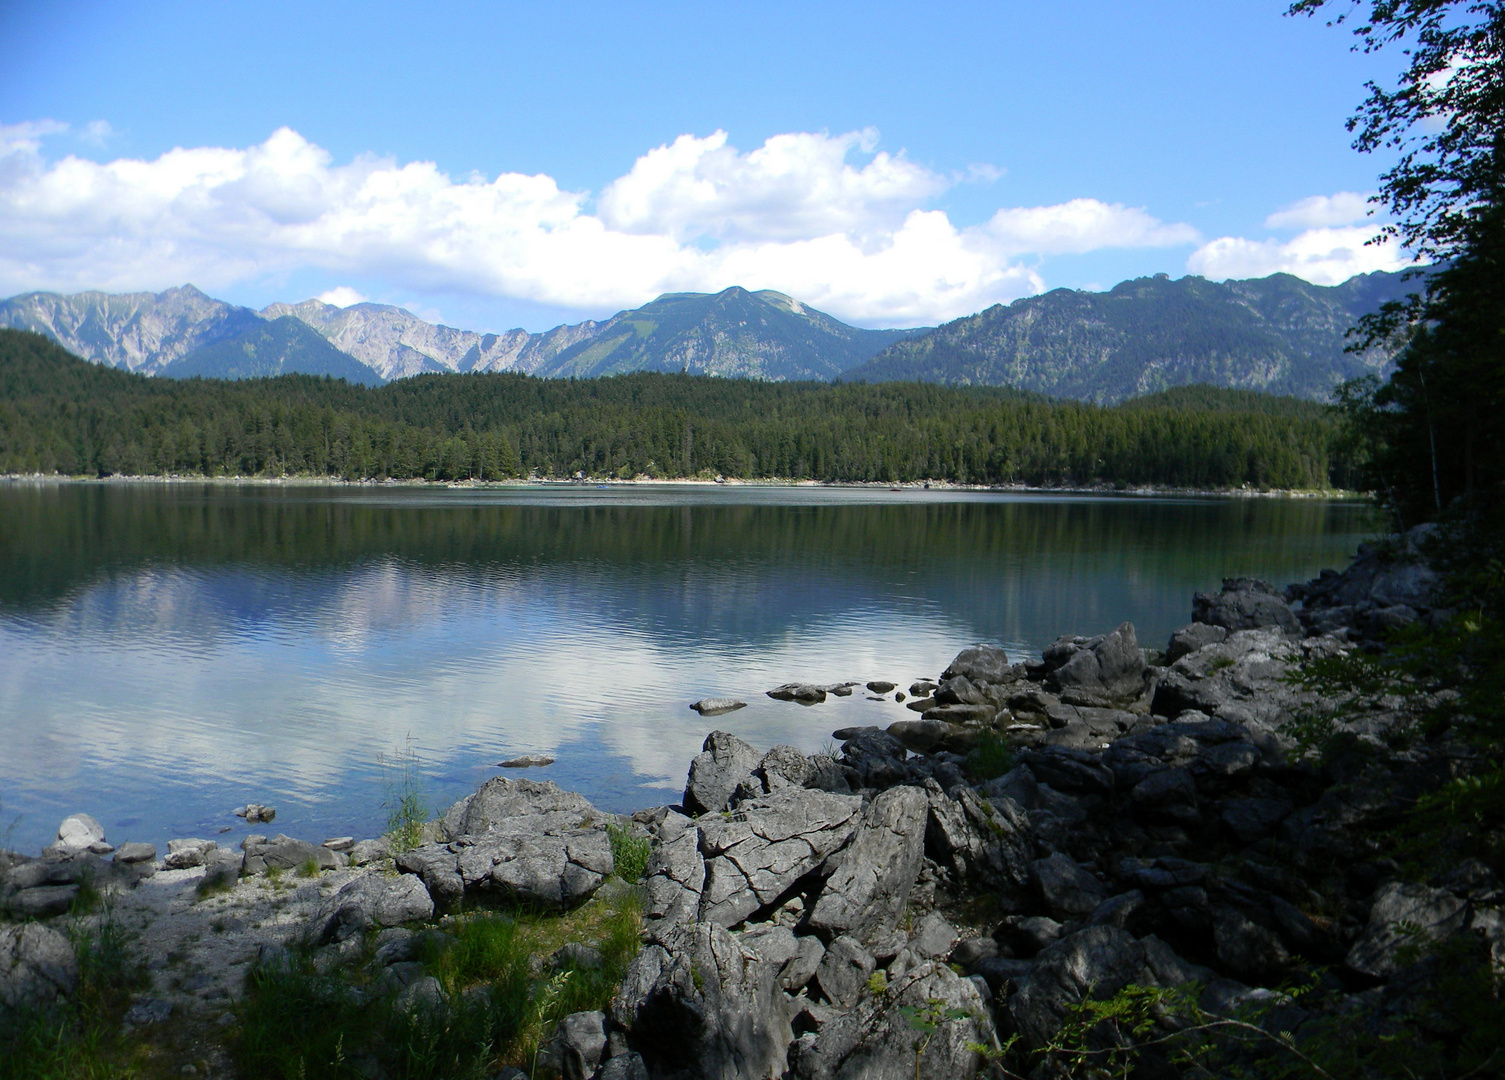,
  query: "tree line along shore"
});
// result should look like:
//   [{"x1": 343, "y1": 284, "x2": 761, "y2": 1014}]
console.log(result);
[{"x1": 0, "y1": 329, "x2": 1350, "y2": 491}]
